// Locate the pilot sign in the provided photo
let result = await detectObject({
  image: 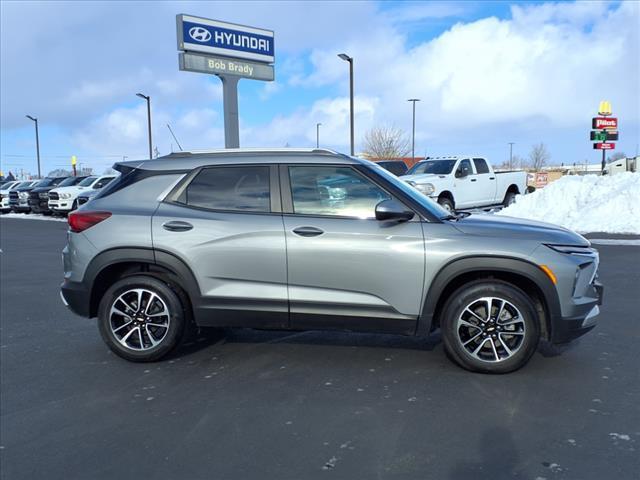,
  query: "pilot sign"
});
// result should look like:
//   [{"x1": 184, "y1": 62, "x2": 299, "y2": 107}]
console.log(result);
[{"x1": 177, "y1": 14, "x2": 274, "y2": 64}]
